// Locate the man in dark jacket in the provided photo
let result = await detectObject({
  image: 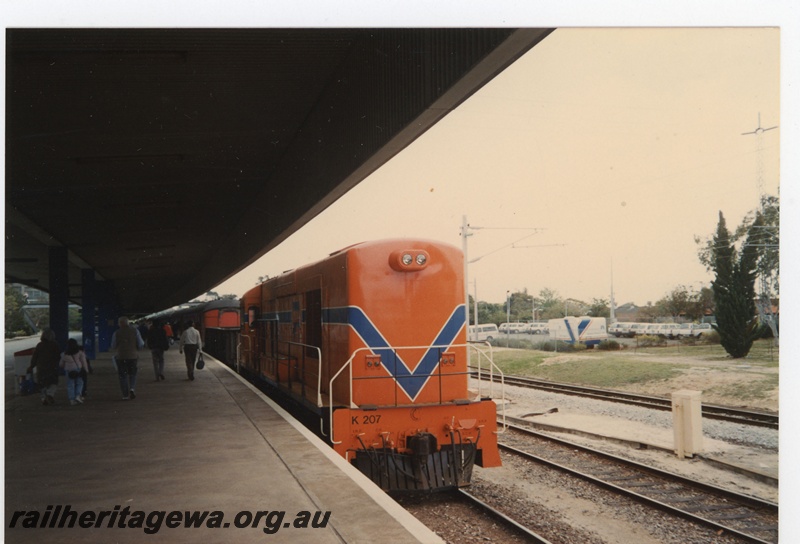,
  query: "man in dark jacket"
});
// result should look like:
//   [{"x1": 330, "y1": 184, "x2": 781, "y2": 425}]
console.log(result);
[
  {"x1": 147, "y1": 320, "x2": 170, "y2": 381},
  {"x1": 27, "y1": 328, "x2": 61, "y2": 405}
]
